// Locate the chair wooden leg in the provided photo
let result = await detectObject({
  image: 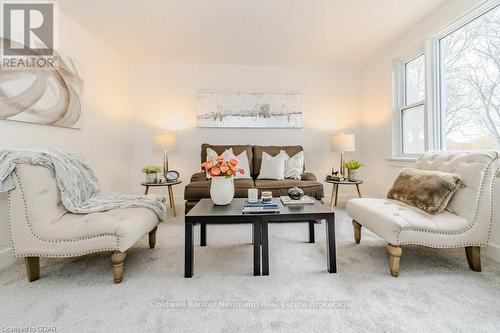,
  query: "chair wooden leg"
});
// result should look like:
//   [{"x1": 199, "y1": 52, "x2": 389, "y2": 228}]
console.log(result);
[
  {"x1": 352, "y1": 220, "x2": 362, "y2": 244},
  {"x1": 111, "y1": 251, "x2": 127, "y2": 284},
  {"x1": 465, "y1": 246, "x2": 481, "y2": 272},
  {"x1": 24, "y1": 257, "x2": 40, "y2": 282},
  {"x1": 149, "y1": 226, "x2": 158, "y2": 249},
  {"x1": 387, "y1": 244, "x2": 402, "y2": 277}
]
